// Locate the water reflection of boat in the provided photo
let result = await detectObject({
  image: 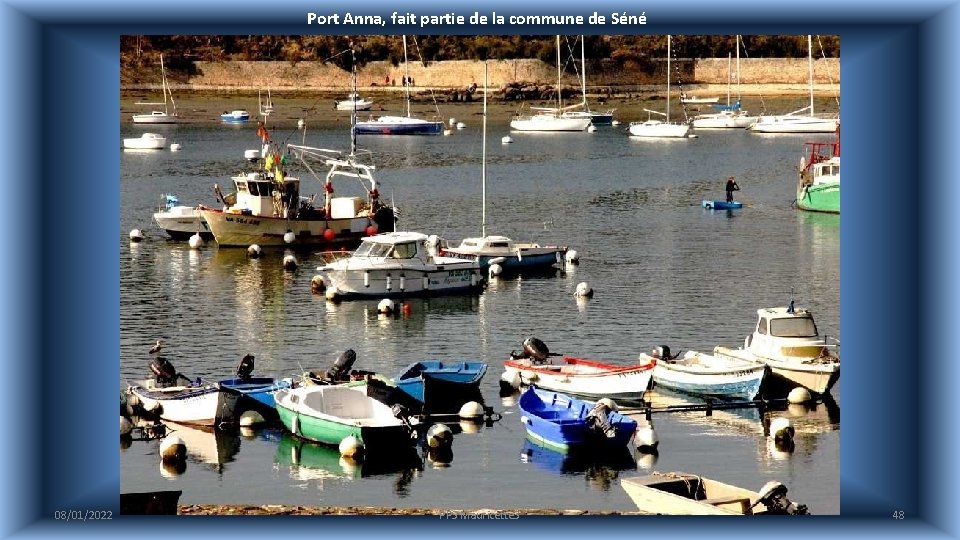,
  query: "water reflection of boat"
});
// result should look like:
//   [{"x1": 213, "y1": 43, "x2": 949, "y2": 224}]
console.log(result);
[
  {"x1": 627, "y1": 387, "x2": 765, "y2": 437},
  {"x1": 164, "y1": 421, "x2": 241, "y2": 471},
  {"x1": 520, "y1": 438, "x2": 636, "y2": 491},
  {"x1": 275, "y1": 433, "x2": 423, "y2": 480}
]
